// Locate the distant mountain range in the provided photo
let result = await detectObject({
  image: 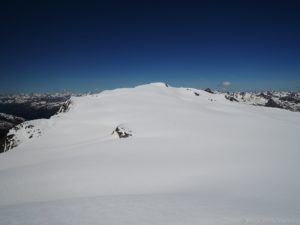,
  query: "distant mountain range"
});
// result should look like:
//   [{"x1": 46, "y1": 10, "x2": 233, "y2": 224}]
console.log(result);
[
  {"x1": 224, "y1": 91, "x2": 300, "y2": 112},
  {"x1": 0, "y1": 93, "x2": 72, "y2": 120}
]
